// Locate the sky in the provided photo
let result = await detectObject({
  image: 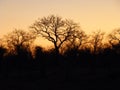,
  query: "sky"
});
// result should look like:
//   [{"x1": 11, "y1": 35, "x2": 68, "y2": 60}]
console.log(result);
[{"x1": 0, "y1": 0, "x2": 120, "y2": 36}]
